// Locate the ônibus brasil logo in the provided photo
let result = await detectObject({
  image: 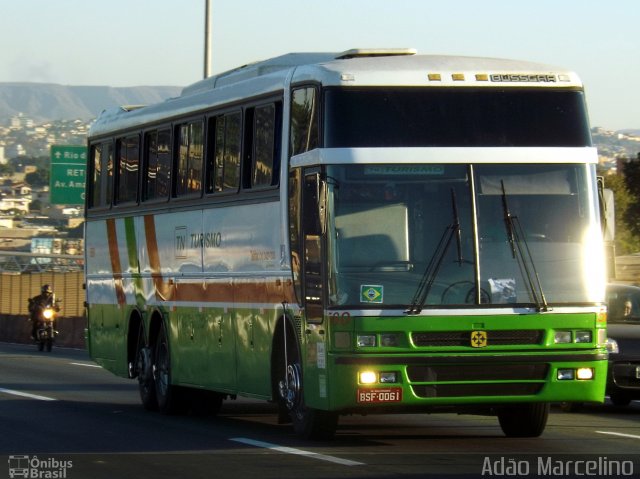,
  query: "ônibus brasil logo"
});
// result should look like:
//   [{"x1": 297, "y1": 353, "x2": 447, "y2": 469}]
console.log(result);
[{"x1": 8, "y1": 455, "x2": 73, "y2": 478}]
